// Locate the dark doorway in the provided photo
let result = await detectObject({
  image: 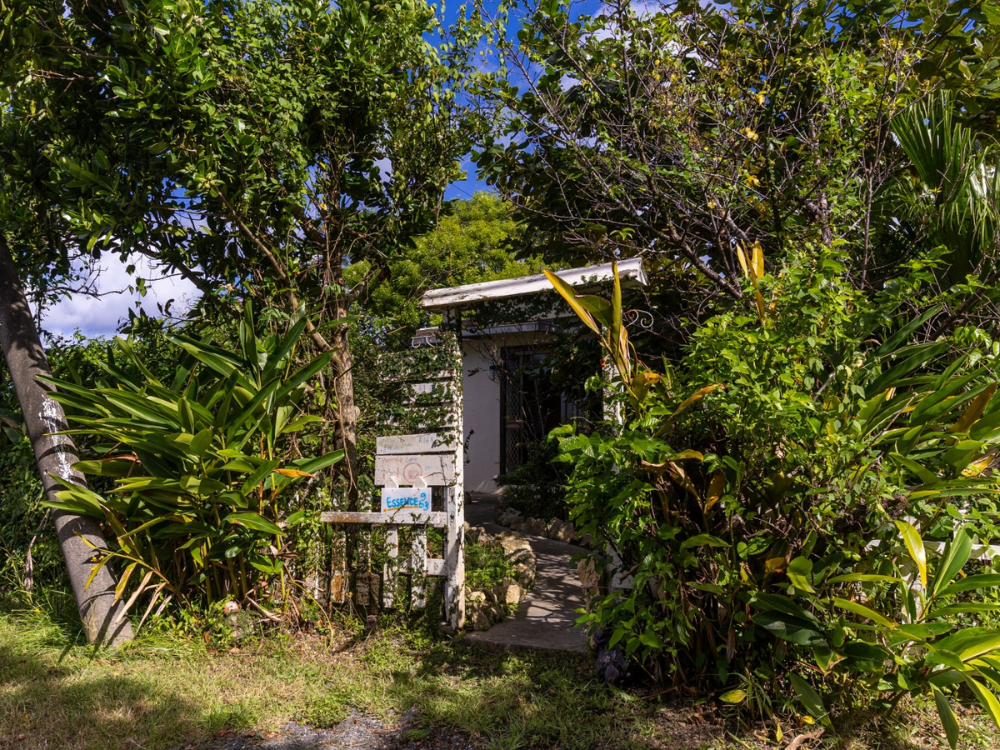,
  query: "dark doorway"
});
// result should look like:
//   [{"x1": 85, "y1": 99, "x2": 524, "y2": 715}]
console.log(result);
[{"x1": 498, "y1": 348, "x2": 591, "y2": 475}]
